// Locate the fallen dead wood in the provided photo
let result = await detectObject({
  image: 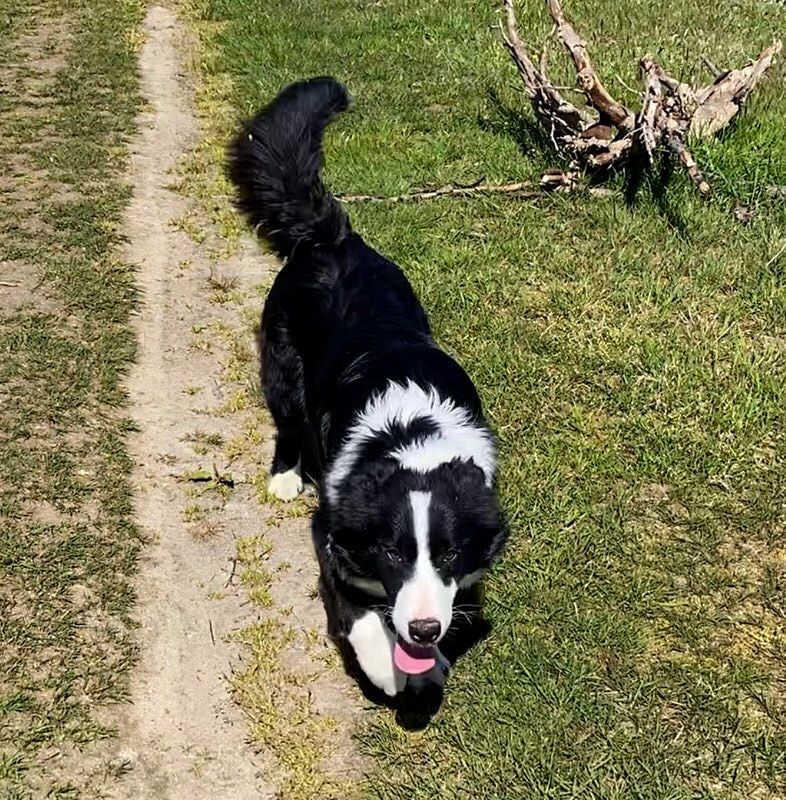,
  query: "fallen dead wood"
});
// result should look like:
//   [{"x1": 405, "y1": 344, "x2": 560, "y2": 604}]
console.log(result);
[
  {"x1": 338, "y1": 180, "x2": 540, "y2": 203},
  {"x1": 501, "y1": 0, "x2": 781, "y2": 195}
]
